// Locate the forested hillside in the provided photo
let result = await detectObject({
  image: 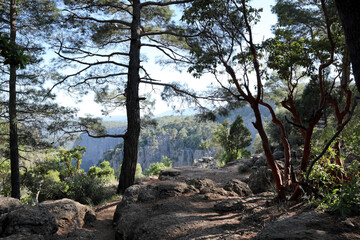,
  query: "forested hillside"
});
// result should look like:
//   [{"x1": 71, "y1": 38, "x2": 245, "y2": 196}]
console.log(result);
[{"x1": 73, "y1": 105, "x2": 271, "y2": 171}]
